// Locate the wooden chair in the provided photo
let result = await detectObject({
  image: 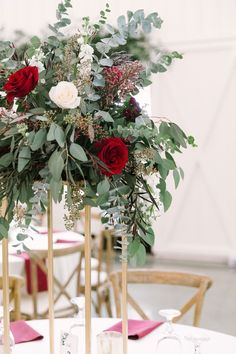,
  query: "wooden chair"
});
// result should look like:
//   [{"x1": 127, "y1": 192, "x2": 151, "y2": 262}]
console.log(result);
[
  {"x1": 109, "y1": 270, "x2": 212, "y2": 327},
  {"x1": 0, "y1": 275, "x2": 24, "y2": 320},
  {"x1": 29, "y1": 241, "x2": 84, "y2": 319}
]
